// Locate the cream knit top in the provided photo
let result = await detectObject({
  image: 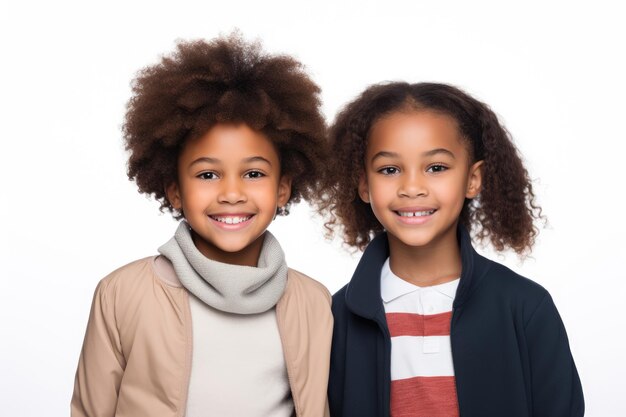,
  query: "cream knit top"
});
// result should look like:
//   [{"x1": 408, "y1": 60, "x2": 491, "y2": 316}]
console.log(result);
[{"x1": 158, "y1": 222, "x2": 293, "y2": 417}]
